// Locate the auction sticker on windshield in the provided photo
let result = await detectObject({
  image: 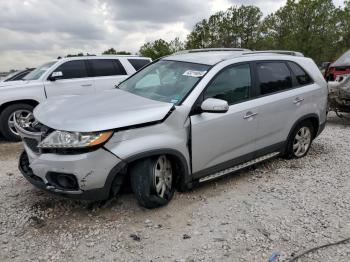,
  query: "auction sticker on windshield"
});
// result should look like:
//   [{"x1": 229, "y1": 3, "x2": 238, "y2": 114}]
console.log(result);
[{"x1": 183, "y1": 70, "x2": 207, "y2": 78}]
